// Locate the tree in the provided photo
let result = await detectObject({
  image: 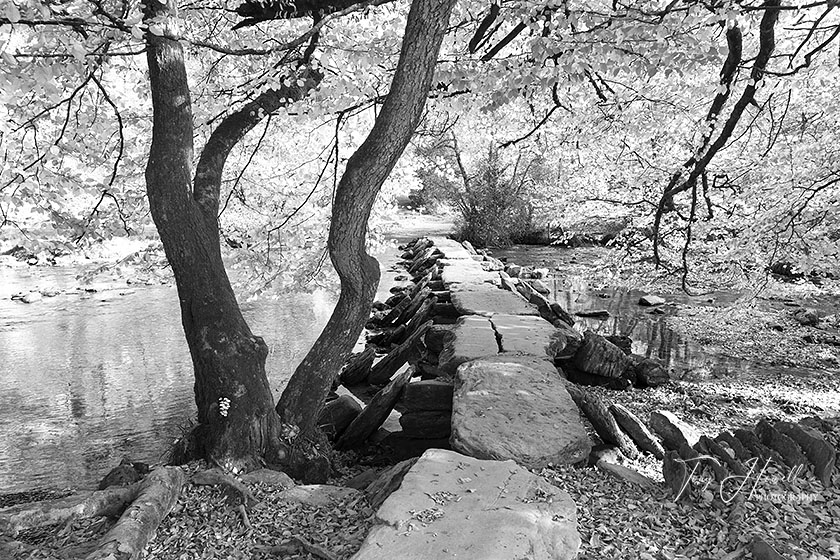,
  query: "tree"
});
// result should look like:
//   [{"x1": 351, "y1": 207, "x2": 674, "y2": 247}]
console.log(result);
[{"x1": 142, "y1": 0, "x2": 455, "y2": 475}]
